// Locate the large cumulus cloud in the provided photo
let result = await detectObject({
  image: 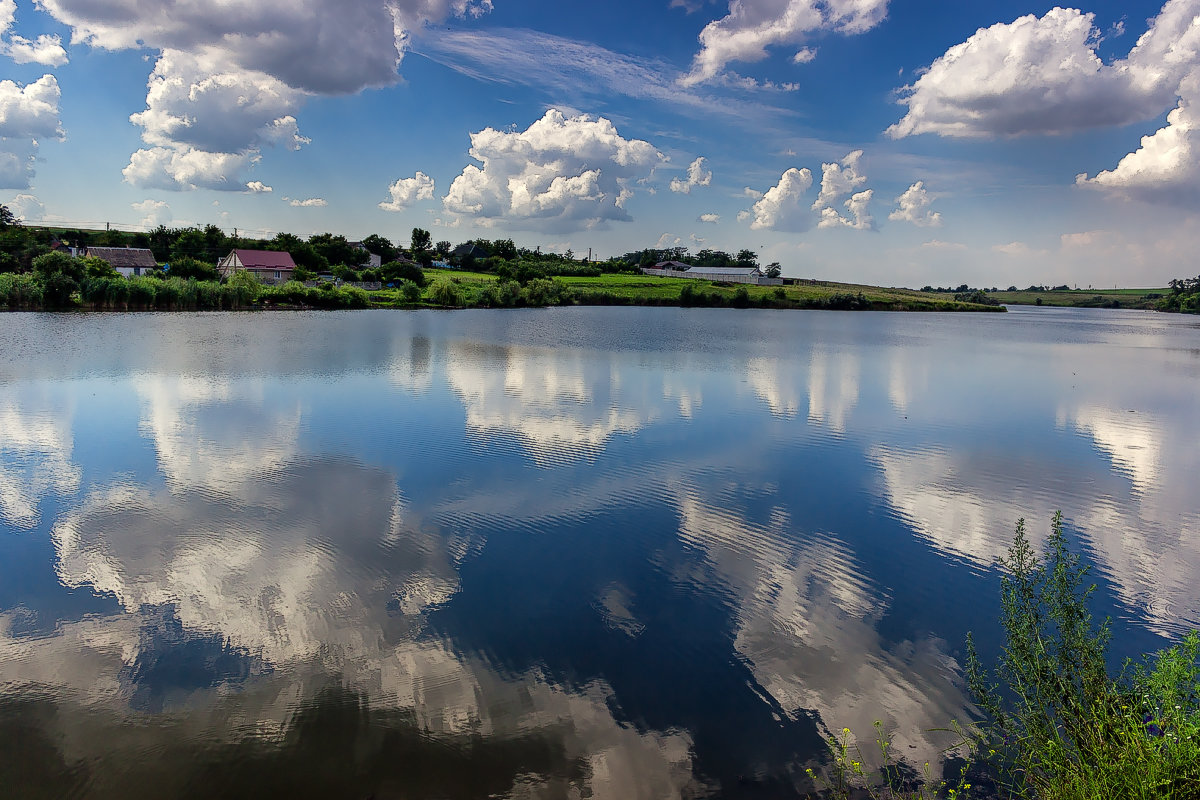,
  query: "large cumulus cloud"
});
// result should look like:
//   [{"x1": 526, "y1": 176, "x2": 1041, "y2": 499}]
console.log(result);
[
  {"x1": 442, "y1": 109, "x2": 666, "y2": 232},
  {"x1": 682, "y1": 0, "x2": 890, "y2": 86},
  {"x1": 747, "y1": 166, "x2": 814, "y2": 231},
  {"x1": 1077, "y1": 69, "x2": 1200, "y2": 201},
  {"x1": 39, "y1": 0, "x2": 493, "y2": 189},
  {"x1": 0, "y1": 74, "x2": 64, "y2": 189},
  {"x1": 889, "y1": 0, "x2": 1200, "y2": 140}
]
